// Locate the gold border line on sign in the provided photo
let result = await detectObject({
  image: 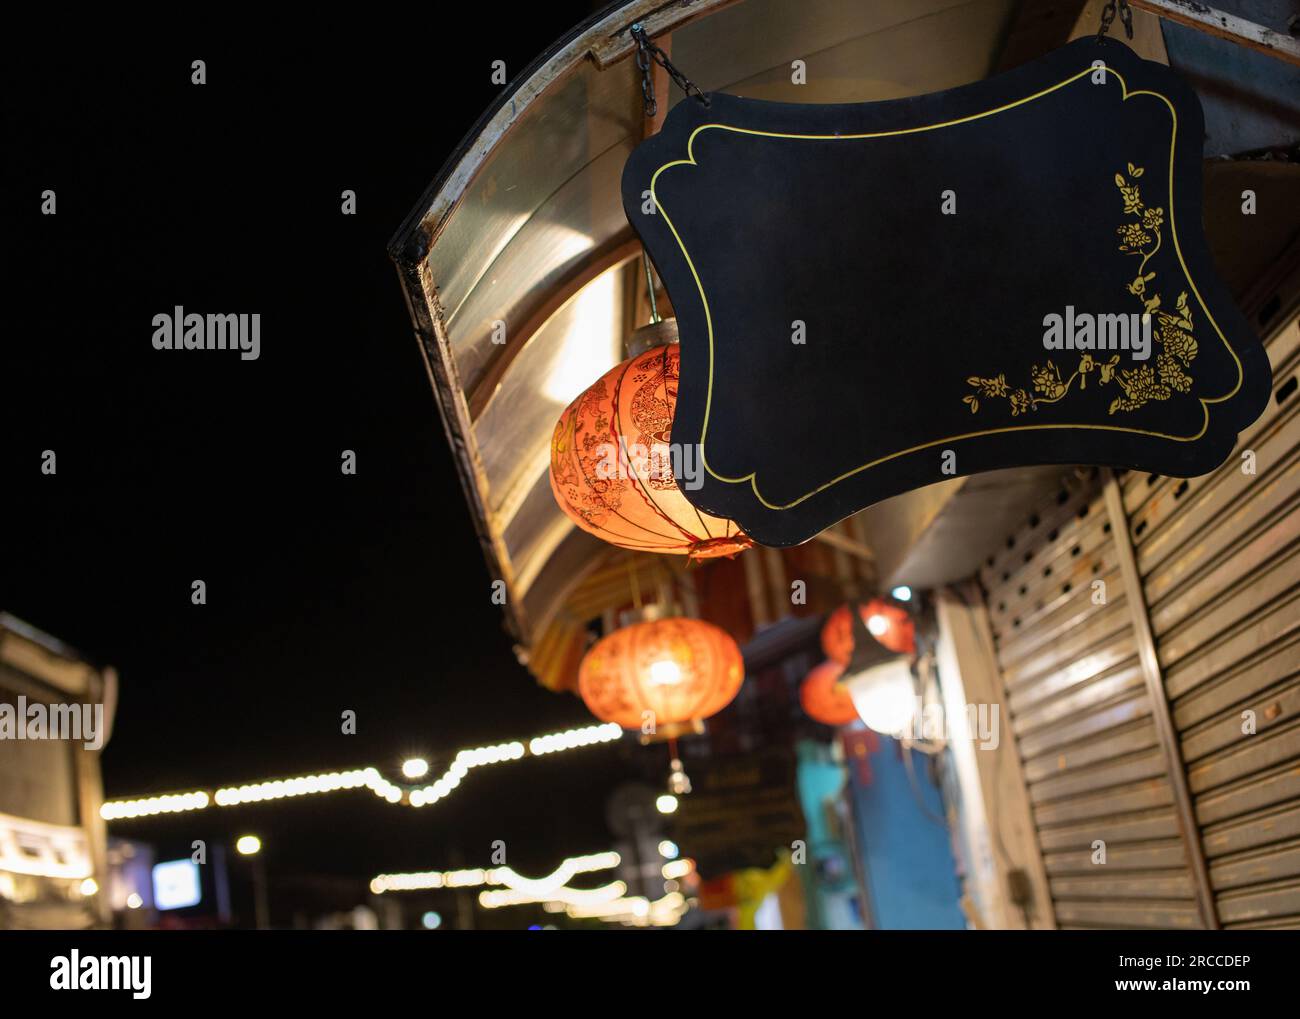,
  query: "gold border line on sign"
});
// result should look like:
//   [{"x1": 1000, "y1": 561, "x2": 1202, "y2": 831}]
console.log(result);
[{"x1": 648, "y1": 65, "x2": 1245, "y2": 513}]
